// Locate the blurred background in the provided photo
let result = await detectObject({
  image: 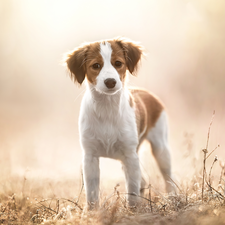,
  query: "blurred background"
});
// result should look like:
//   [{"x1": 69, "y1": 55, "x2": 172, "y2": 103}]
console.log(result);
[{"x1": 0, "y1": 0, "x2": 225, "y2": 190}]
